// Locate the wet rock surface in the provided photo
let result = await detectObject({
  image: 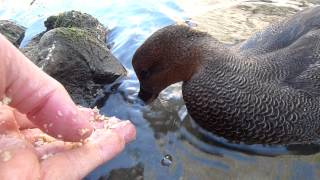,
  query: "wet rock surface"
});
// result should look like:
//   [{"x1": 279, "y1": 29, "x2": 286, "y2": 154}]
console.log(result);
[
  {"x1": 98, "y1": 163, "x2": 144, "y2": 180},
  {"x1": 0, "y1": 20, "x2": 26, "y2": 47},
  {"x1": 22, "y1": 11, "x2": 127, "y2": 106}
]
